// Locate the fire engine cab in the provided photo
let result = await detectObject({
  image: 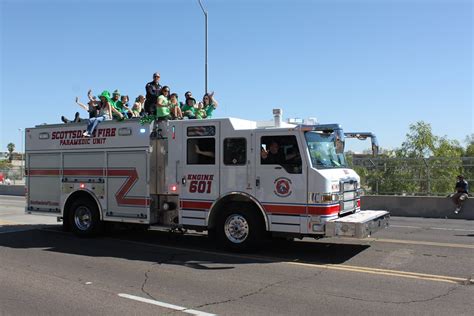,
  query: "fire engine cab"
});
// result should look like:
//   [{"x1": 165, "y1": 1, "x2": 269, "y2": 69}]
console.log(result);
[{"x1": 25, "y1": 110, "x2": 389, "y2": 250}]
